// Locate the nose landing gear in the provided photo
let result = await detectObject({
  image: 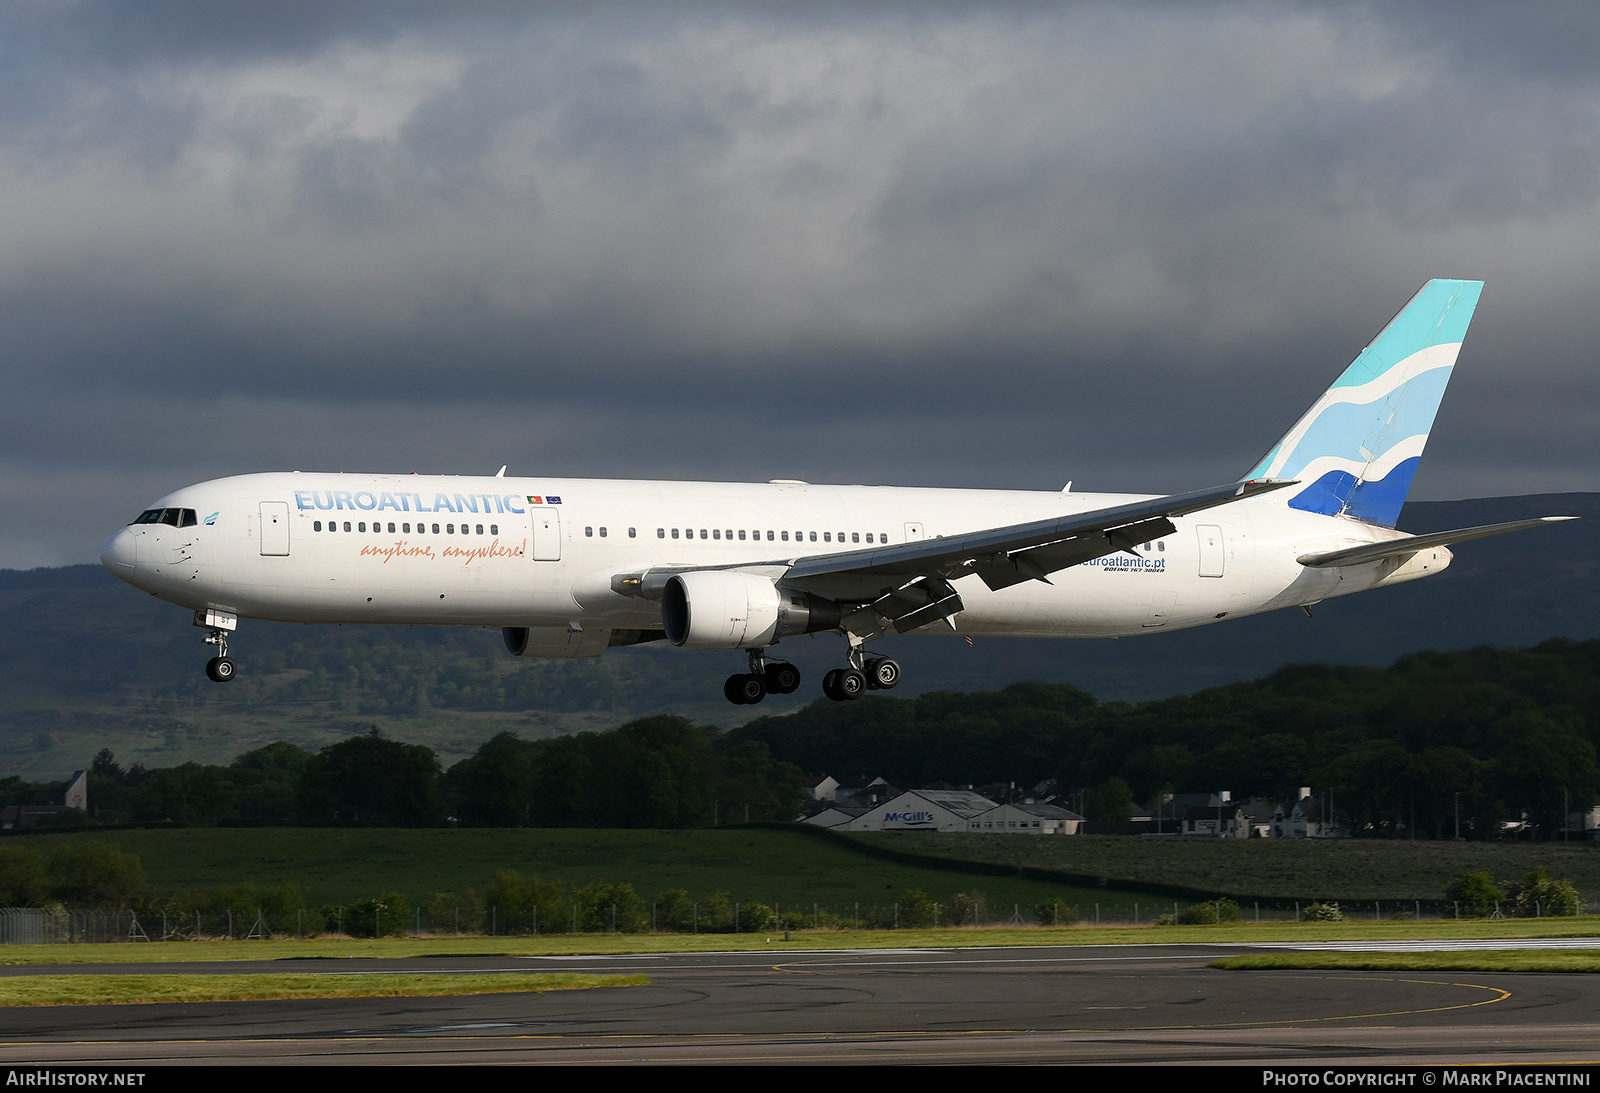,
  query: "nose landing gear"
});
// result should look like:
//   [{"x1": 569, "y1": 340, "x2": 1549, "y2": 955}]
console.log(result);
[
  {"x1": 195, "y1": 608, "x2": 238, "y2": 684},
  {"x1": 203, "y1": 630, "x2": 236, "y2": 683}
]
